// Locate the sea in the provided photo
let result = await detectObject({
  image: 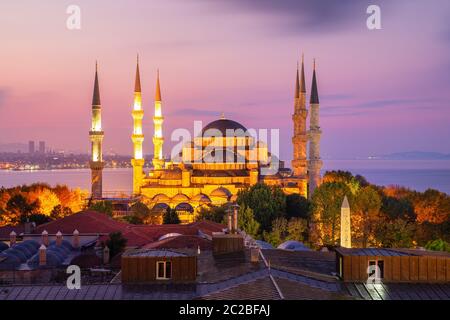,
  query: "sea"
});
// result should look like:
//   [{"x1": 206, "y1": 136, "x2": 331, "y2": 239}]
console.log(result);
[{"x1": 0, "y1": 160, "x2": 449, "y2": 195}]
